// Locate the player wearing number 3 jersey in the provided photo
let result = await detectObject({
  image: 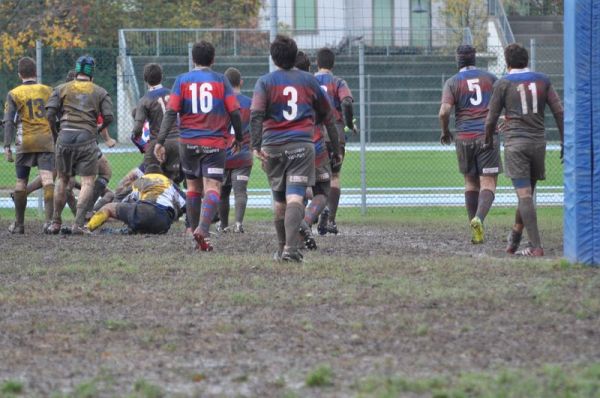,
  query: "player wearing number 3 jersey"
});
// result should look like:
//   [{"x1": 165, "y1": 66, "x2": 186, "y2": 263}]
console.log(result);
[
  {"x1": 250, "y1": 35, "x2": 340, "y2": 262},
  {"x1": 439, "y1": 45, "x2": 499, "y2": 245},
  {"x1": 156, "y1": 40, "x2": 243, "y2": 252}
]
